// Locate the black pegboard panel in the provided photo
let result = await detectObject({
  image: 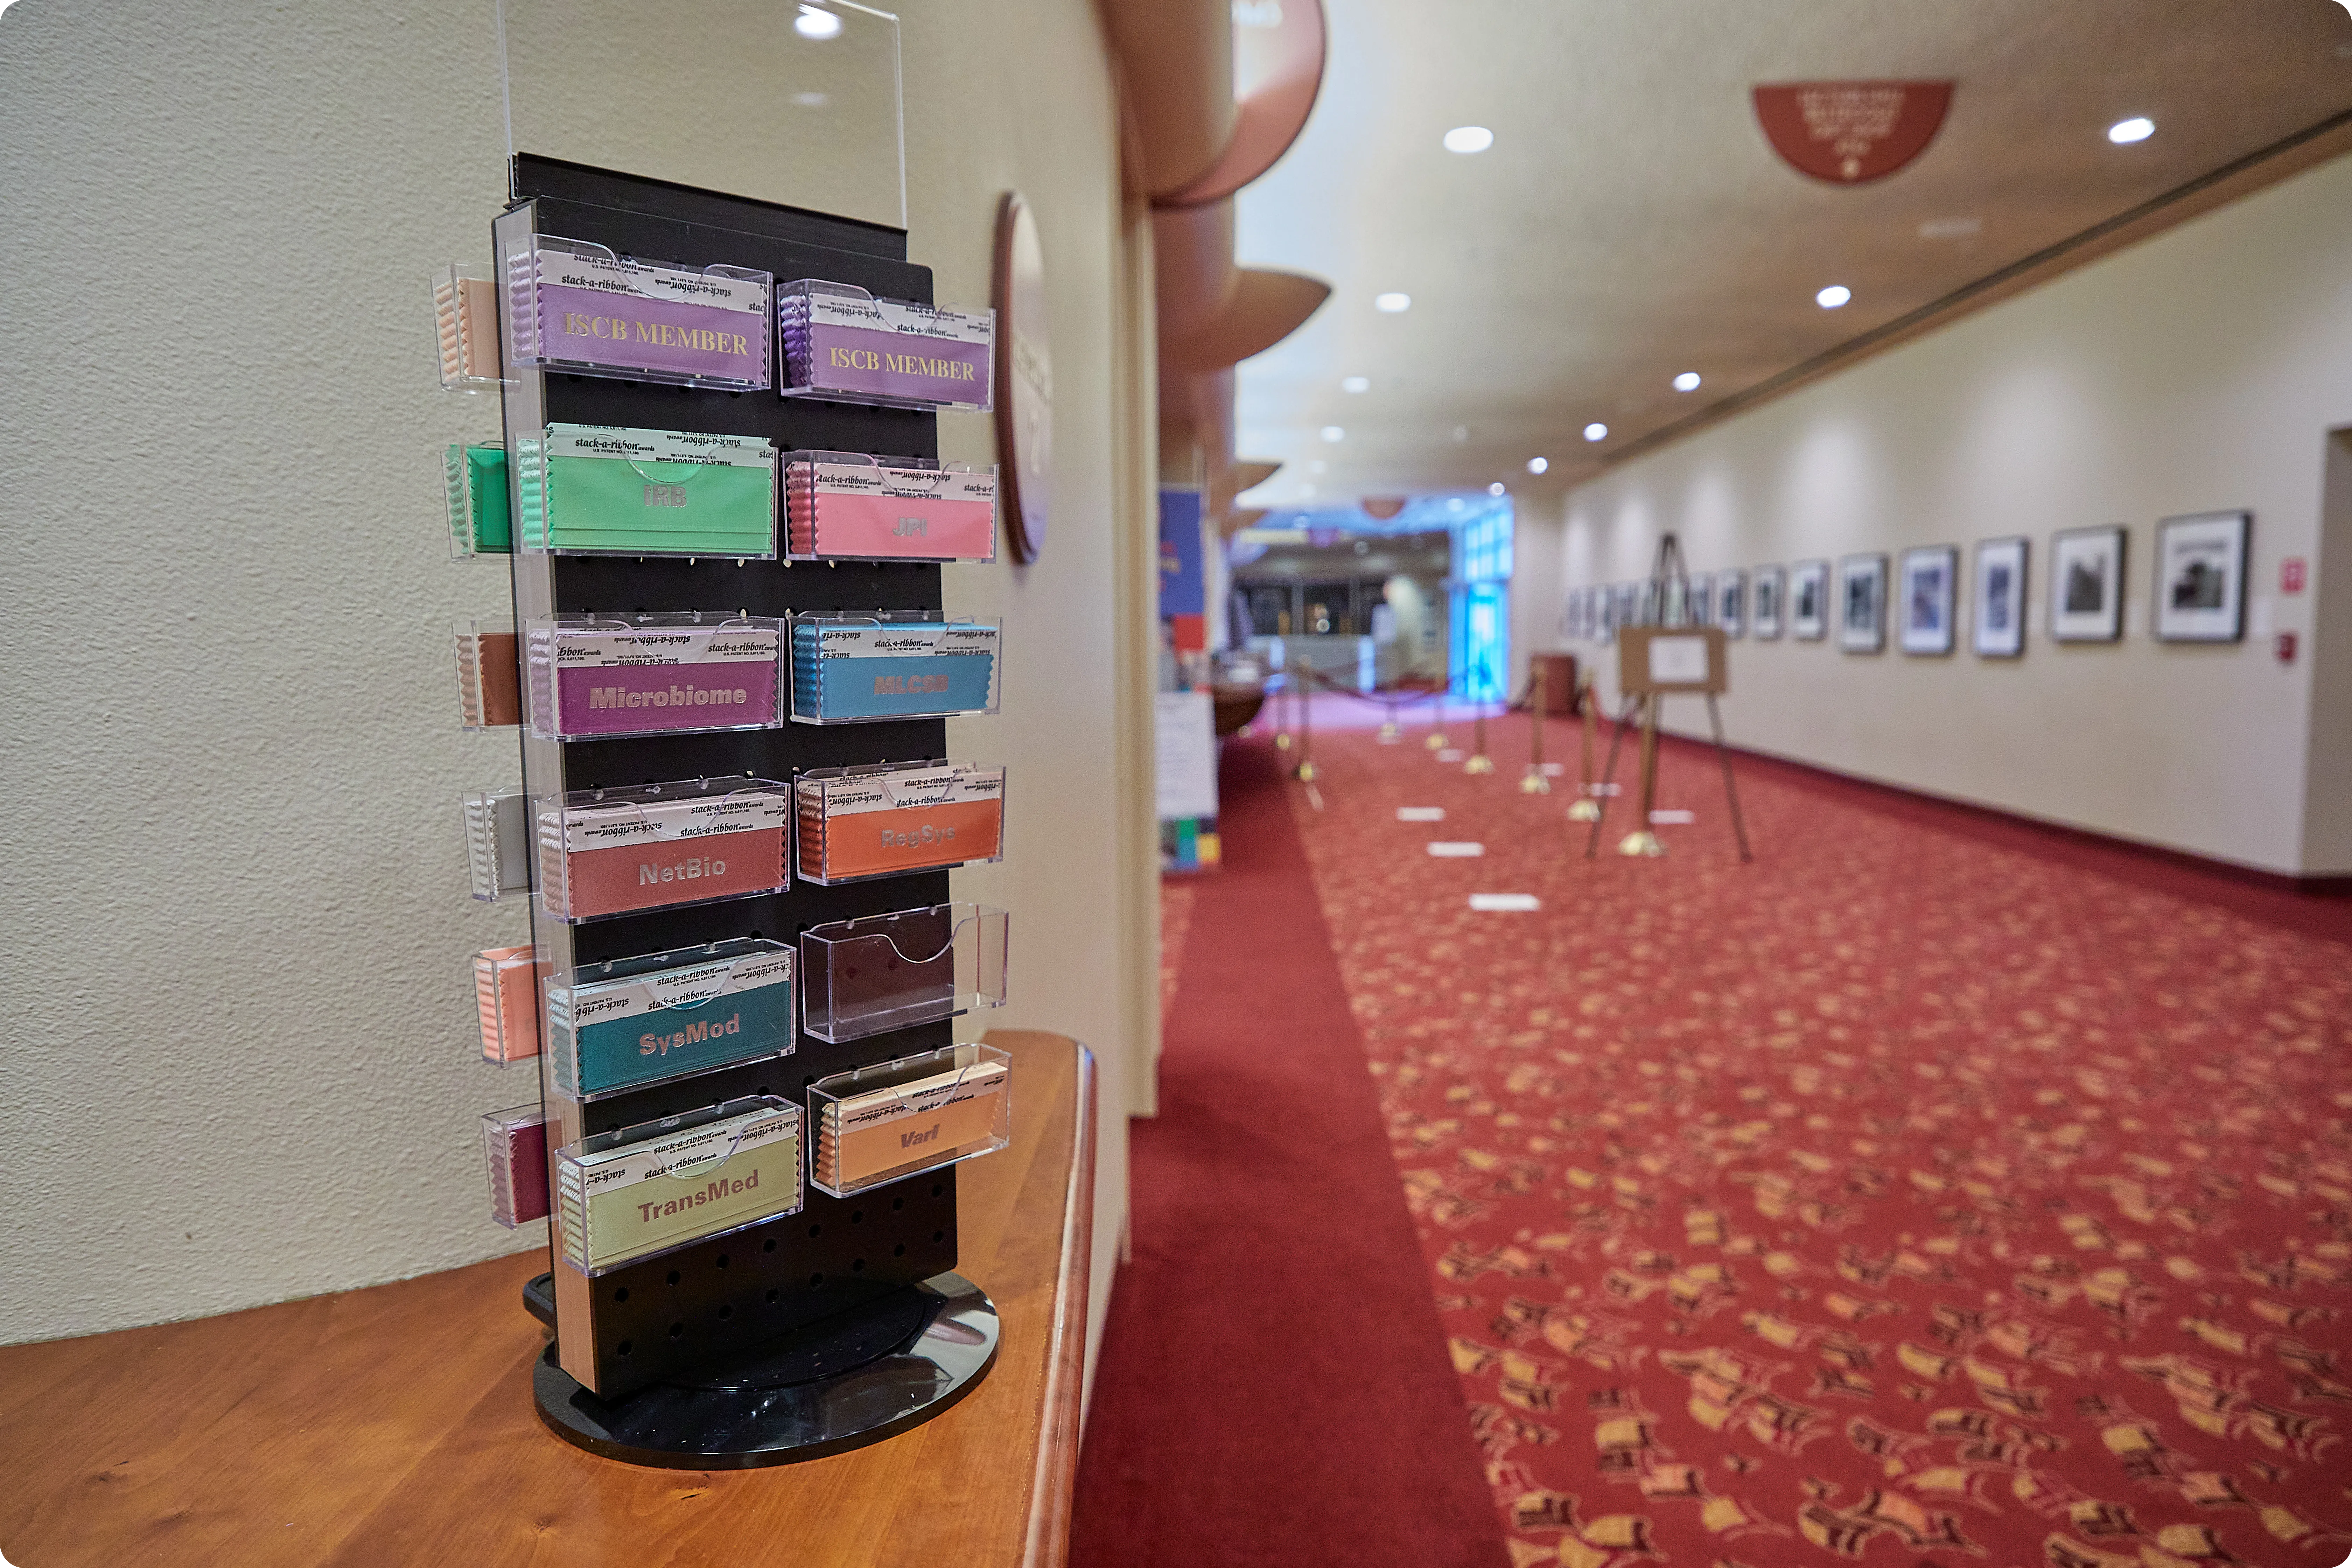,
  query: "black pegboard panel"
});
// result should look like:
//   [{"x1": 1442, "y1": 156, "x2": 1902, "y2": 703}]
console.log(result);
[{"x1": 497, "y1": 155, "x2": 980, "y2": 1400}]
